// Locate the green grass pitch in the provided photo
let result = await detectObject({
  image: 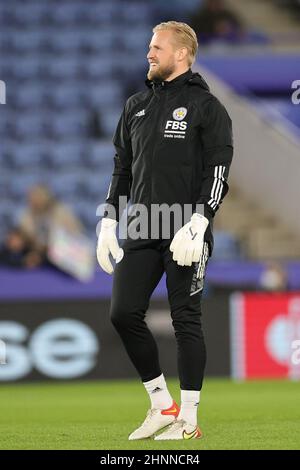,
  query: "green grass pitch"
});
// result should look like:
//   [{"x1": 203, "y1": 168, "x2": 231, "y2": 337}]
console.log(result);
[{"x1": 0, "y1": 378, "x2": 299, "y2": 450}]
